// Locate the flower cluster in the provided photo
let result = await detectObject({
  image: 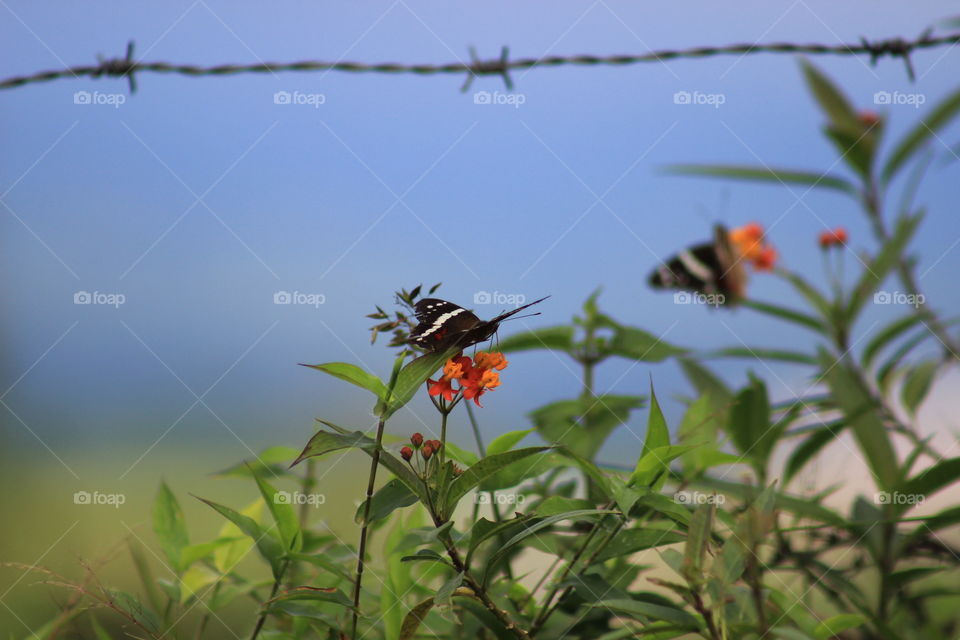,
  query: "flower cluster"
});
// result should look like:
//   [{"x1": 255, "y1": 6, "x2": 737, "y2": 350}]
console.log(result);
[
  {"x1": 729, "y1": 222, "x2": 778, "y2": 272},
  {"x1": 818, "y1": 227, "x2": 848, "y2": 249},
  {"x1": 427, "y1": 351, "x2": 508, "y2": 407},
  {"x1": 401, "y1": 432, "x2": 442, "y2": 461}
]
